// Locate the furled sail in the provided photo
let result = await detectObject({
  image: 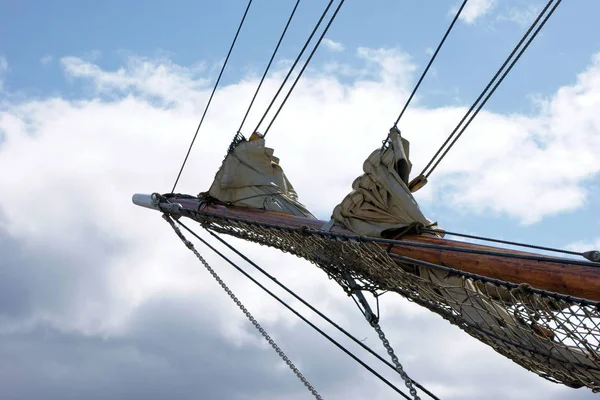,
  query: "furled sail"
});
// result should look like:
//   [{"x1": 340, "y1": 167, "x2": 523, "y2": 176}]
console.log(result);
[
  {"x1": 200, "y1": 133, "x2": 315, "y2": 219},
  {"x1": 325, "y1": 127, "x2": 600, "y2": 389},
  {"x1": 172, "y1": 127, "x2": 600, "y2": 391},
  {"x1": 332, "y1": 127, "x2": 439, "y2": 238}
]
